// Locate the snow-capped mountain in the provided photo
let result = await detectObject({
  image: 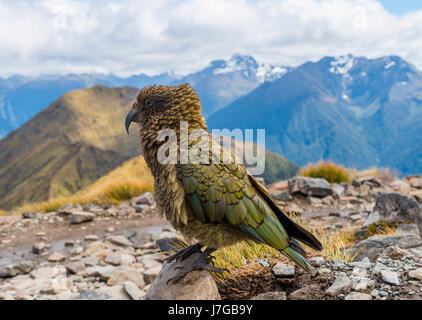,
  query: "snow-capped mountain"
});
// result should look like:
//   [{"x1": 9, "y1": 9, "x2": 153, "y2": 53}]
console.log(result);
[{"x1": 209, "y1": 54, "x2": 422, "y2": 176}]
